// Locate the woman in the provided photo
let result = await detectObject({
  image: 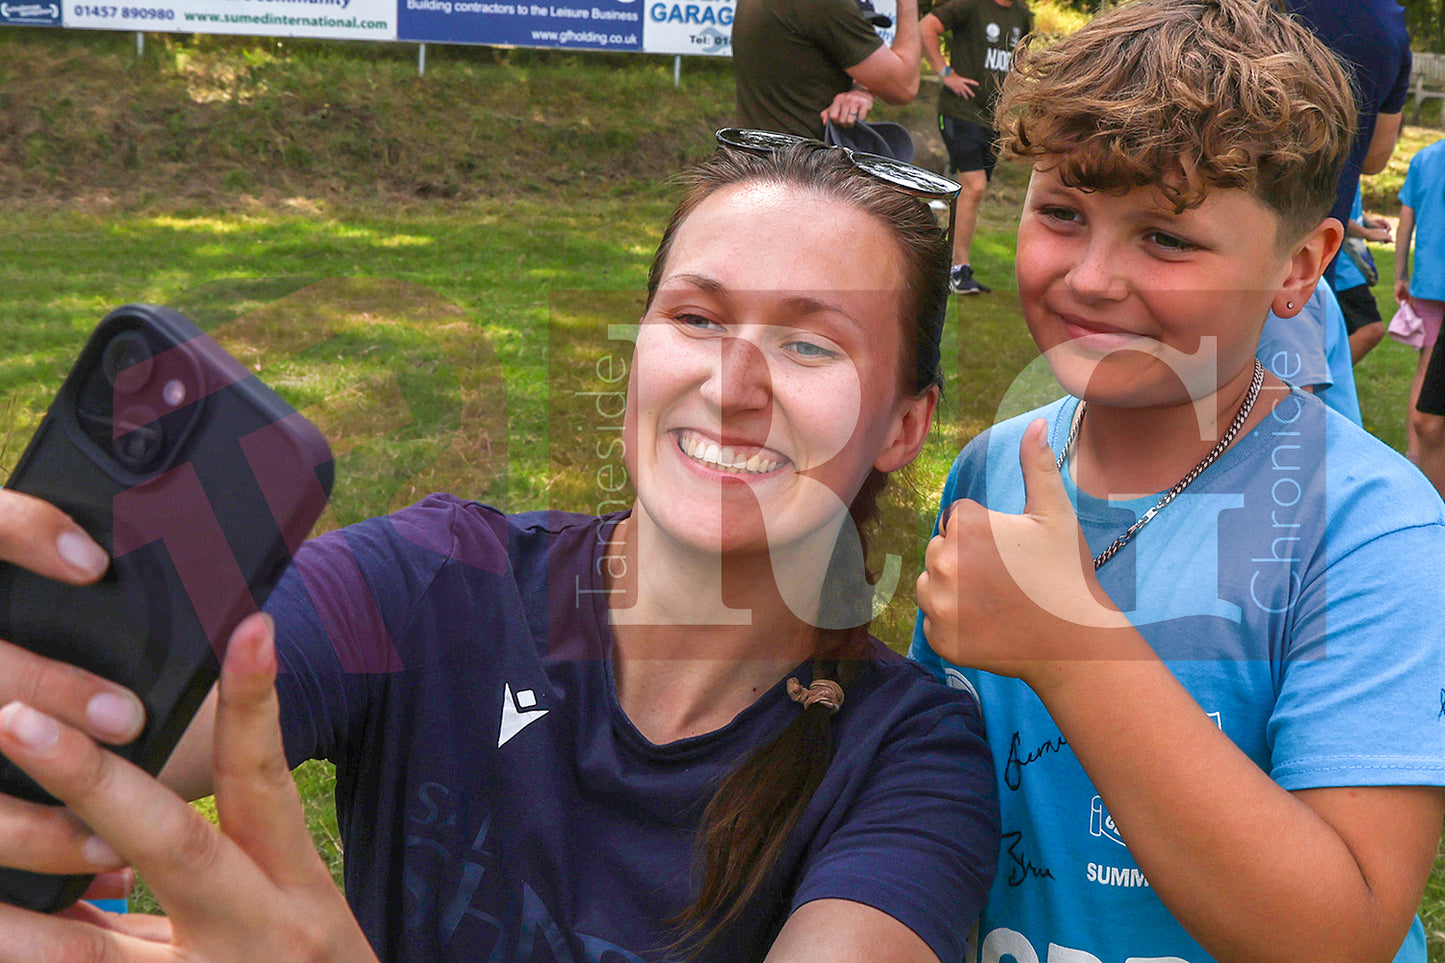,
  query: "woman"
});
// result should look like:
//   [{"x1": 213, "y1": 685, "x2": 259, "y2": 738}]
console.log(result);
[{"x1": 0, "y1": 136, "x2": 998, "y2": 962}]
